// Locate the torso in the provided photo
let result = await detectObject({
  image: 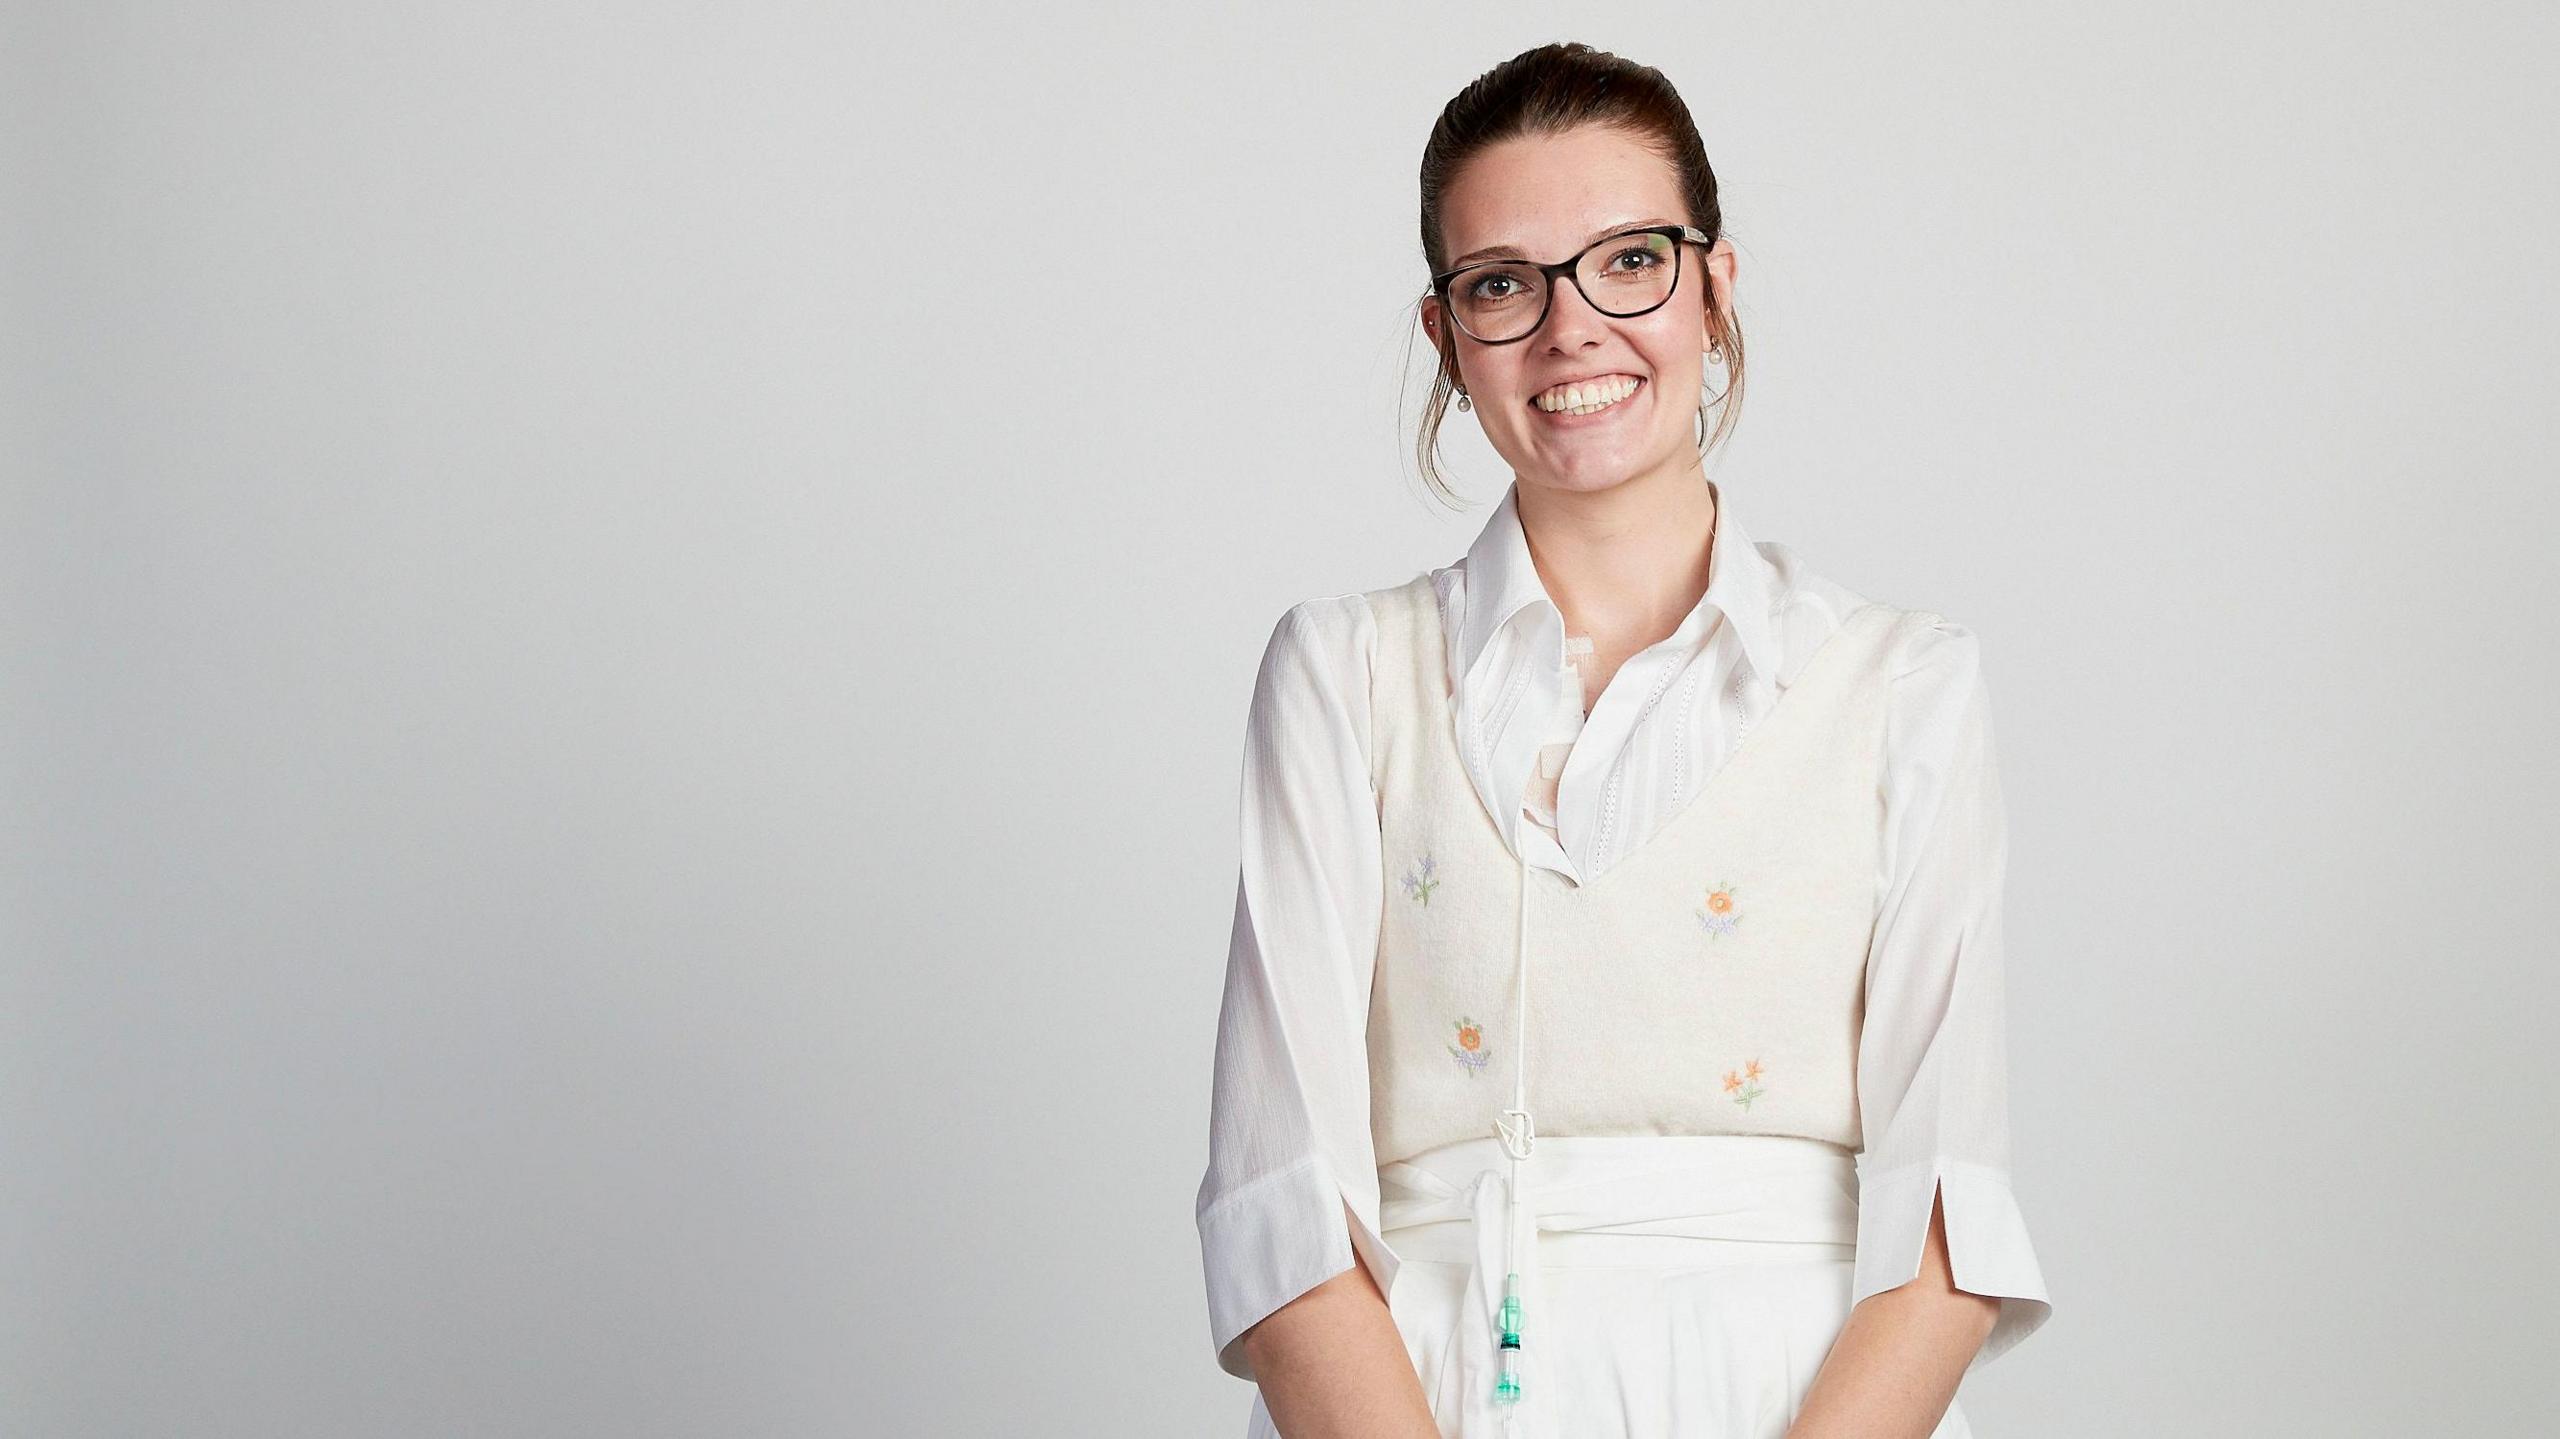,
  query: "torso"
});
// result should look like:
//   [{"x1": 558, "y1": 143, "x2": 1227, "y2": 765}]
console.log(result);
[{"x1": 1362, "y1": 571, "x2": 1929, "y2": 1167}]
